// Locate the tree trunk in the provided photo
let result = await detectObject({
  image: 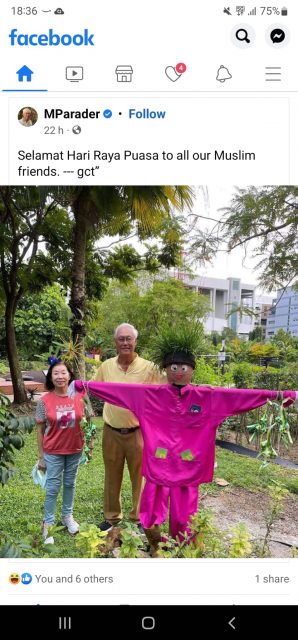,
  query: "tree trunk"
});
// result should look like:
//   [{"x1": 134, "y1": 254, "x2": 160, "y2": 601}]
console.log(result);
[
  {"x1": 70, "y1": 210, "x2": 87, "y2": 379},
  {"x1": 5, "y1": 304, "x2": 27, "y2": 404}
]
